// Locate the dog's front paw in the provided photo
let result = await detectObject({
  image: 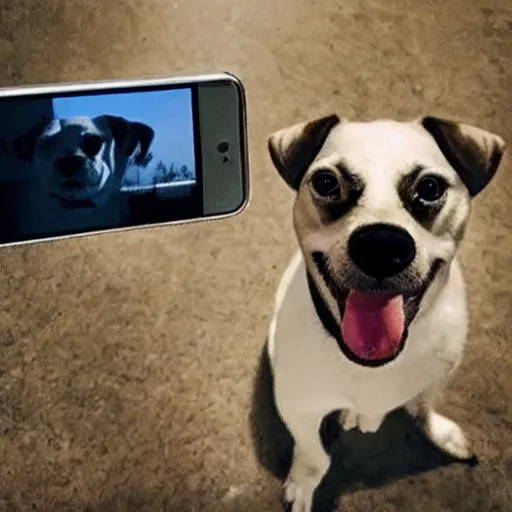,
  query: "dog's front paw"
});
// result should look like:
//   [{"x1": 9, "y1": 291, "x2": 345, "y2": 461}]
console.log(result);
[
  {"x1": 283, "y1": 477, "x2": 316, "y2": 512},
  {"x1": 339, "y1": 409, "x2": 359, "y2": 431},
  {"x1": 339, "y1": 409, "x2": 384, "y2": 433},
  {"x1": 425, "y1": 412, "x2": 474, "y2": 461}
]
